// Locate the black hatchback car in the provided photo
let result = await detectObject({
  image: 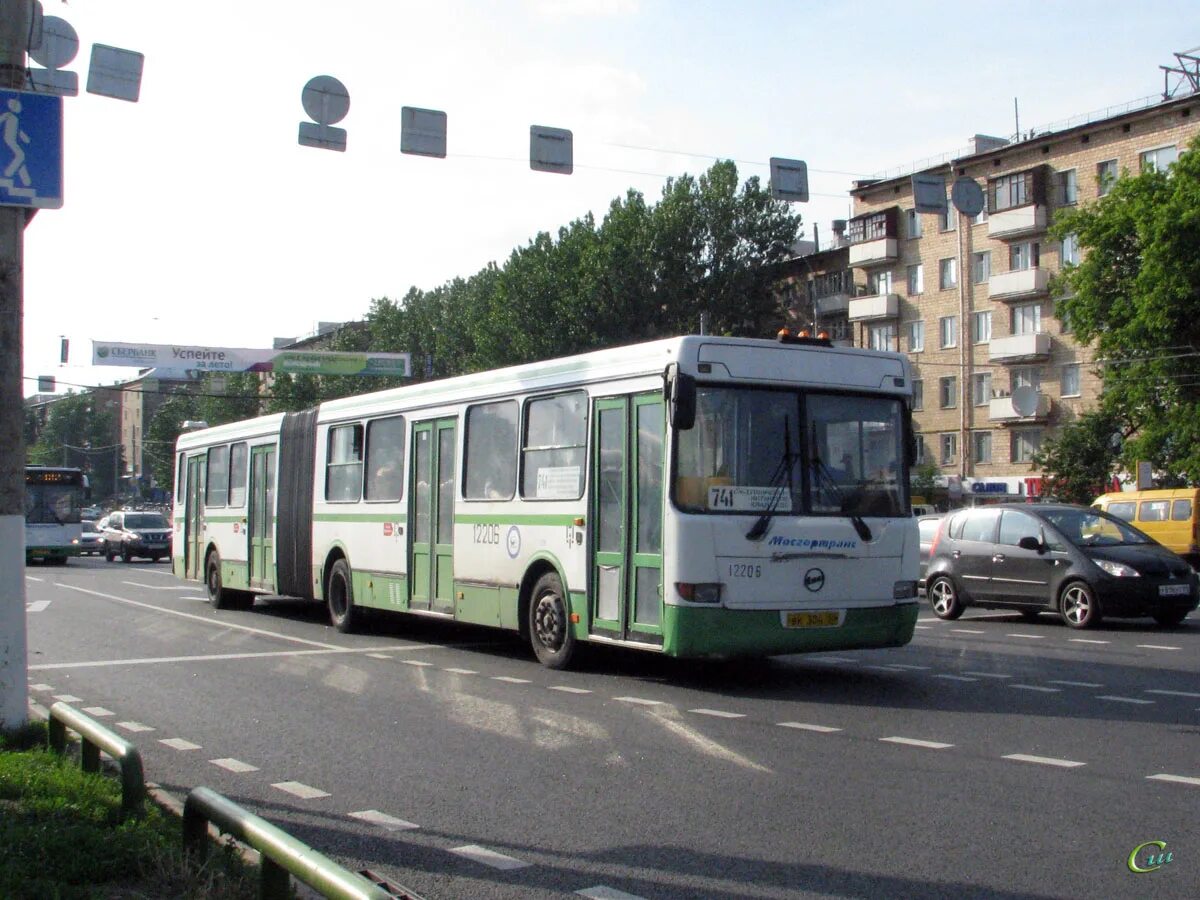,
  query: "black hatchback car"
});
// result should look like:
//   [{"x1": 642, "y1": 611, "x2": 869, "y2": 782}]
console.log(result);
[{"x1": 924, "y1": 503, "x2": 1198, "y2": 628}]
